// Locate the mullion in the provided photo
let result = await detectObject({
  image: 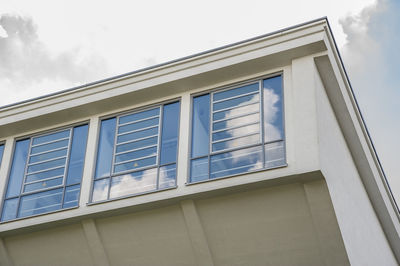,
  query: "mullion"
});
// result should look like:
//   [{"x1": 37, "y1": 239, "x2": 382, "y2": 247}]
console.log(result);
[
  {"x1": 110, "y1": 165, "x2": 158, "y2": 178},
  {"x1": 31, "y1": 136, "x2": 70, "y2": 148},
  {"x1": 28, "y1": 146, "x2": 67, "y2": 157},
  {"x1": 211, "y1": 99, "x2": 259, "y2": 114},
  {"x1": 212, "y1": 90, "x2": 259, "y2": 104},
  {"x1": 114, "y1": 154, "x2": 157, "y2": 166},
  {"x1": 259, "y1": 79, "x2": 266, "y2": 168},
  {"x1": 118, "y1": 114, "x2": 160, "y2": 127},
  {"x1": 114, "y1": 144, "x2": 158, "y2": 156},
  {"x1": 60, "y1": 128, "x2": 74, "y2": 208},
  {"x1": 212, "y1": 132, "x2": 260, "y2": 145},
  {"x1": 26, "y1": 155, "x2": 67, "y2": 167},
  {"x1": 213, "y1": 110, "x2": 260, "y2": 123},
  {"x1": 117, "y1": 124, "x2": 158, "y2": 137},
  {"x1": 109, "y1": 116, "x2": 120, "y2": 200},
  {"x1": 25, "y1": 165, "x2": 65, "y2": 177},
  {"x1": 22, "y1": 183, "x2": 64, "y2": 195},
  {"x1": 116, "y1": 134, "x2": 158, "y2": 146},
  {"x1": 156, "y1": 106, "x2": 164, "y2": 190},
  {"x1": 212, "y1": 120, "x2": 260, "y2": 134},
  {"x1": 24, "y1": 174, "x2": 64, "y2": 185},
  {"x1": 14, "y1": 138, "x2": 33, "y2": 219}
]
